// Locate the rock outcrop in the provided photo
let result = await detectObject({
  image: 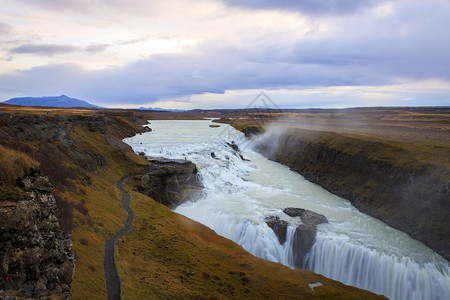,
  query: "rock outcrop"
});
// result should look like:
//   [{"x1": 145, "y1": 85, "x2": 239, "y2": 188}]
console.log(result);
[
  {"x1": 265, "y1": 207, "x2": 328, "y2": 269},
  {"x1": 0, "y1": 172, "x2": 75, "y2": 299},
  {"x1": 265, "y1": 216, "x2": 288, "y2": 244},
  {"x1": 283, "y1": 208, "x2": 328, "y2": 226},
  {"x1": 135, "y1": 157, "x2": 203, "y2": 208}
]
